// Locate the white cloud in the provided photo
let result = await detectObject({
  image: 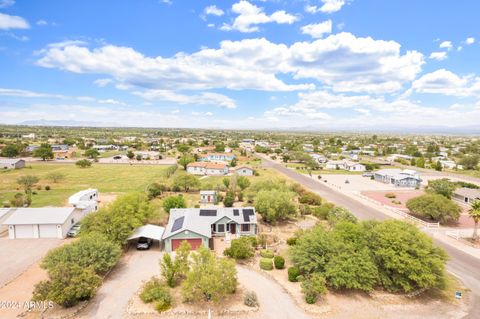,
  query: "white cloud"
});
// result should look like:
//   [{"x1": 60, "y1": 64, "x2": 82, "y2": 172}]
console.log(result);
[
  {"x1": 221, "y1": 0, "x2": 297, "y2": 33},
  {"x1": 301, "y1": 20, "x2": 332, "y2": 39},
  {"x1": 412, "y1": 69, "x2": 480, "y2": 97},
  {"x1": 0, "y1": 0, "x2": 15, "y2": 8},
  {"x1": 439, "y1": 41, "x2": 452, "y2": 50},
  {"x1": 466, "y1": 37, "x2": 475, "y2": 45},
  {"x1": 171, "y1": 109, "x2": 180, "y2": 114},
  {"x1": 36, "y1": 32, "x2": 423, "y2": 94},
  {"x1": 305, "y1": 0, "x2": 349, "y2": 14},
  {"x1": 36, "y1": 20, "x2": 48, "y2": 26},
  {"x1": 93, "y1": 78, "x2": 113, "y2": 87},
  {"x1": 207, "y1": 23, "x2": 215, "y2": 28},
  {"x1": 429, "y1": 51, "x2": 447, "y2": 61},
  {"x1": 134, "y1": 89, "x2": 237, "y2": 109},
  {"x1": 0, "y1": 12, "x2": 29, "y2": 30},
  {"x1": 204, "y1": 5, "x2": 224, "y2": 16}
]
